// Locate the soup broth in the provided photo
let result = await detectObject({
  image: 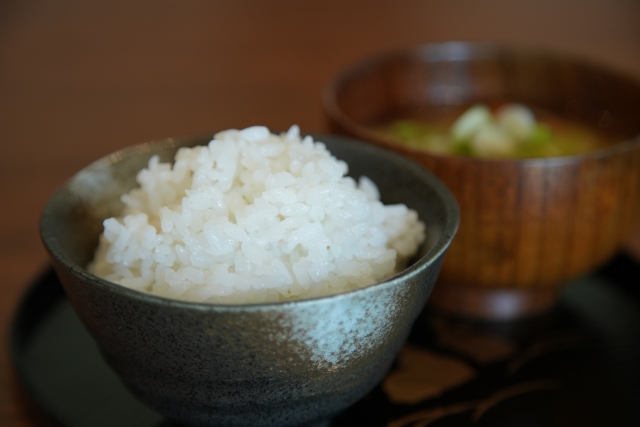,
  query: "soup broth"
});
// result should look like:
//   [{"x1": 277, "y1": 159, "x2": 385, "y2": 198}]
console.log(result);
[{"x1": 372, "y1": 104, "x2": 618, "y2": 159}]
